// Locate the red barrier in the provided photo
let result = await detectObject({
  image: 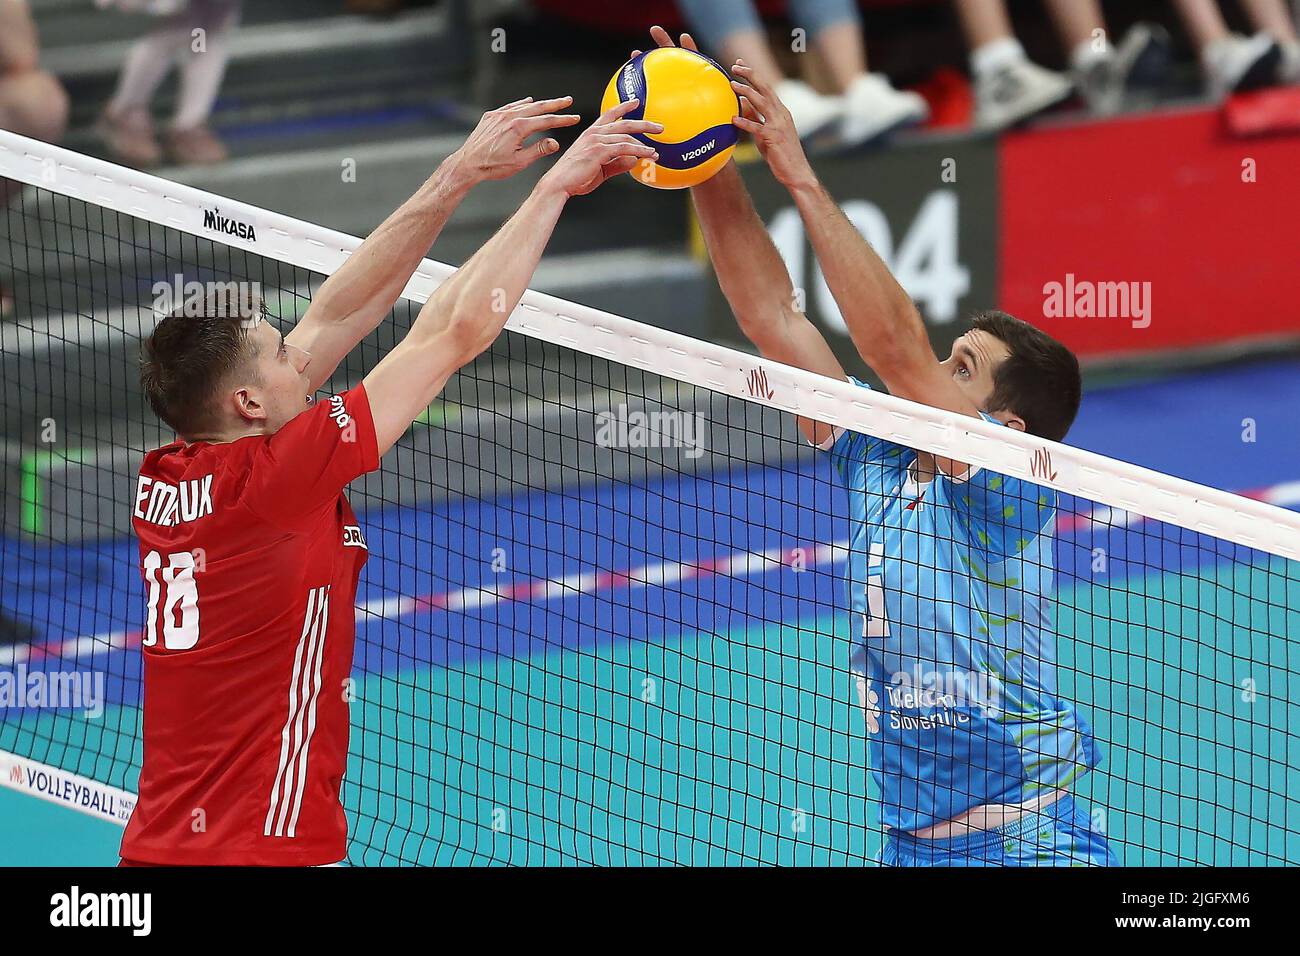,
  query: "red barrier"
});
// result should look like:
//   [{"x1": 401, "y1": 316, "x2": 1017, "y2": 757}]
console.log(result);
[
  {"x1": 998, "y1": 108, "x2": 1300, "y2": 360},
  {"x1": 1223, "y1": 86, "x2": 1300, "y2": 136}
]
